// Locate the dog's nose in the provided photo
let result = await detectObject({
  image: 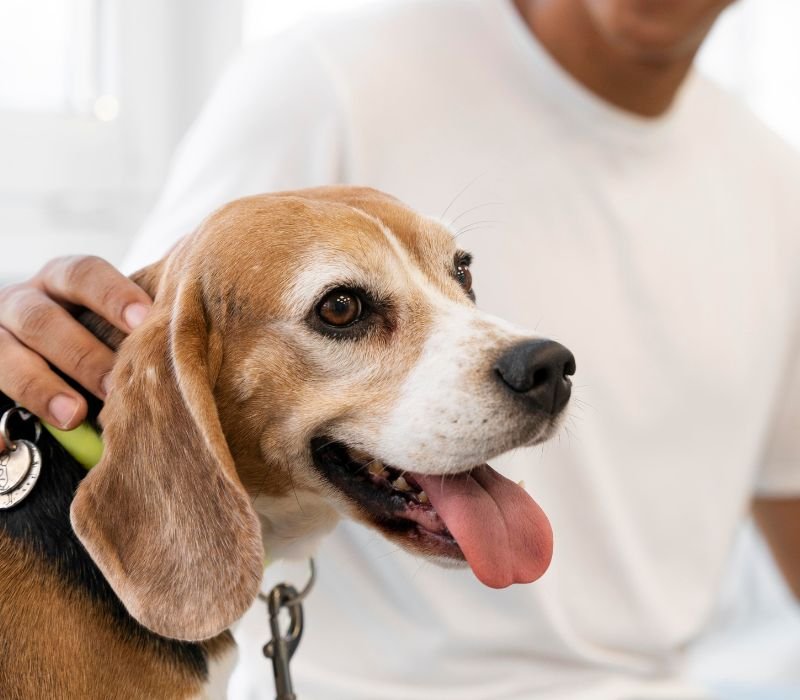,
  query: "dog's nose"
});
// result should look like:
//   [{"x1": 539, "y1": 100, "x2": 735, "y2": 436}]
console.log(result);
[{"x1": 494, "y1": 339, "x2": 576, "y2": 414}]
